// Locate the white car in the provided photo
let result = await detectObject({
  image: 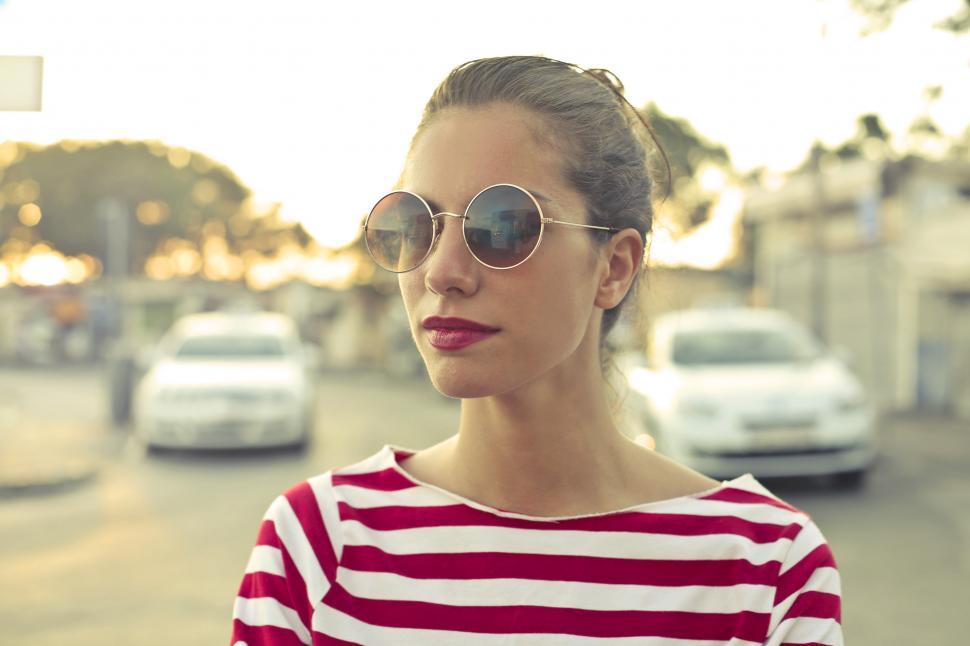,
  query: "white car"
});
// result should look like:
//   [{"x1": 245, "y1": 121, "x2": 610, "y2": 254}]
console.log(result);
[
  {"x1": 621, "y1": 308, "x2": 876, "y2": 484},
  {"x1": 133, "y1": 312, "x2": 316, "y2": 450}
]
